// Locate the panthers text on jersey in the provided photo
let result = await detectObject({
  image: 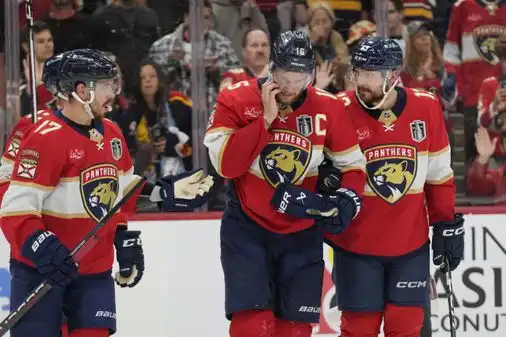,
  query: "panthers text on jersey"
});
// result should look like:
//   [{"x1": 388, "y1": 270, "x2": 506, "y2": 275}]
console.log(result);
[
  {"x1": 326, "y1": 87, "x2": 456, "y2": 256},
  {"x1": 0, "y1": 110, "x2": 143, "y2": 274},
  {"x1": 204, "y1": 79, "x2": 366, "y2": 234}
]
